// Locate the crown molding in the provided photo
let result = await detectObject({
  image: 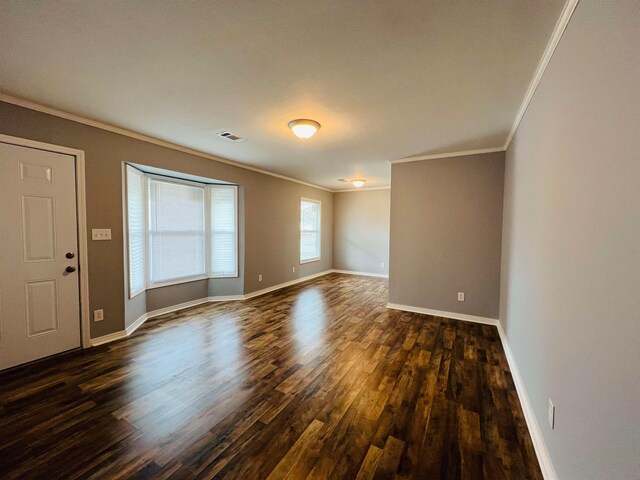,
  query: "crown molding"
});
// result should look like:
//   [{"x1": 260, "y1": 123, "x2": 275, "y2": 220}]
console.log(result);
[
  {"x1": 333, "y1": 186, "x2": 391, "y2": 193},
  {"x1": 392, "y1": 146, "x2": 505, "y2": 164},
  {"x1": 2, "y1": 0, "x2": 579, "y2": 188},
  {"x1": 0, "y1": 93, "x2": 332, "y2": 192},
  {"x1": 503, "y1": 0, "x2": 579, "y2": 150}
]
